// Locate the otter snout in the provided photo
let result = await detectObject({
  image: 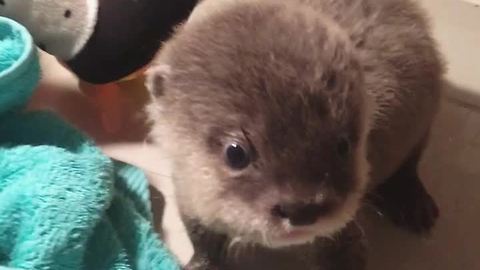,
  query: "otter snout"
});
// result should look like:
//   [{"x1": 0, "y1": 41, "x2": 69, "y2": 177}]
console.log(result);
[{"x1": 271, "y1": 198, "x2": 337, "y2": 226}]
